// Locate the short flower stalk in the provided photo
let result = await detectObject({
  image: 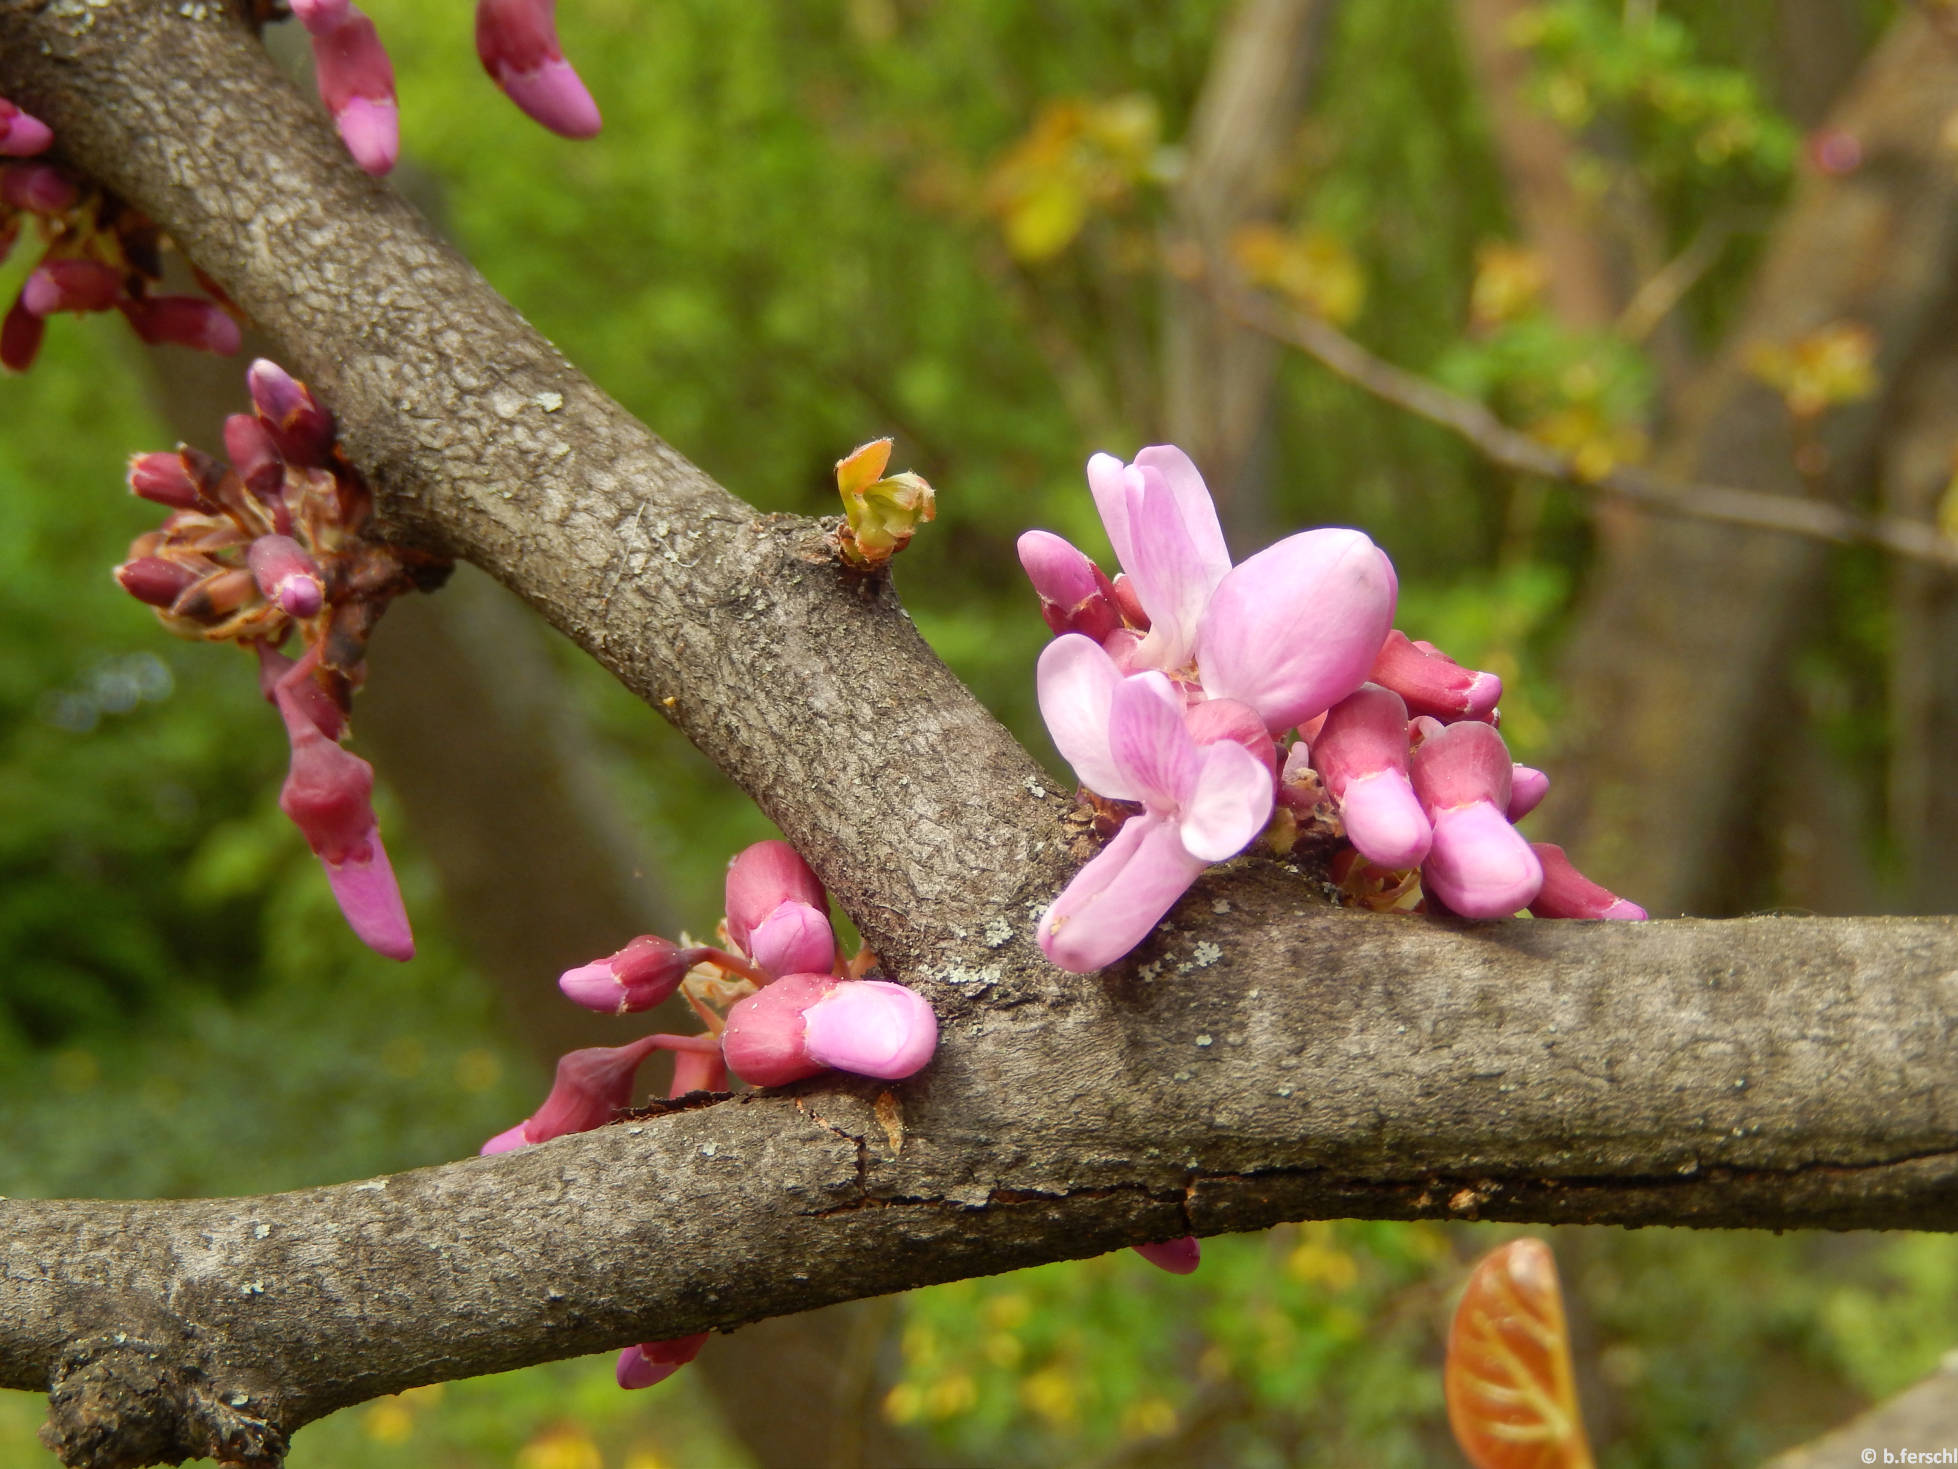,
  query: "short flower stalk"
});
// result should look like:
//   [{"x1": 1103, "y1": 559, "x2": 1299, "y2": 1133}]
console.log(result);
[
  {"x1": 1020, "y1": 445, "x2": 1644, "y2": 975},
  {"x1": 481, "y1": 838, "x2": 941, "y2": 1384}
]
